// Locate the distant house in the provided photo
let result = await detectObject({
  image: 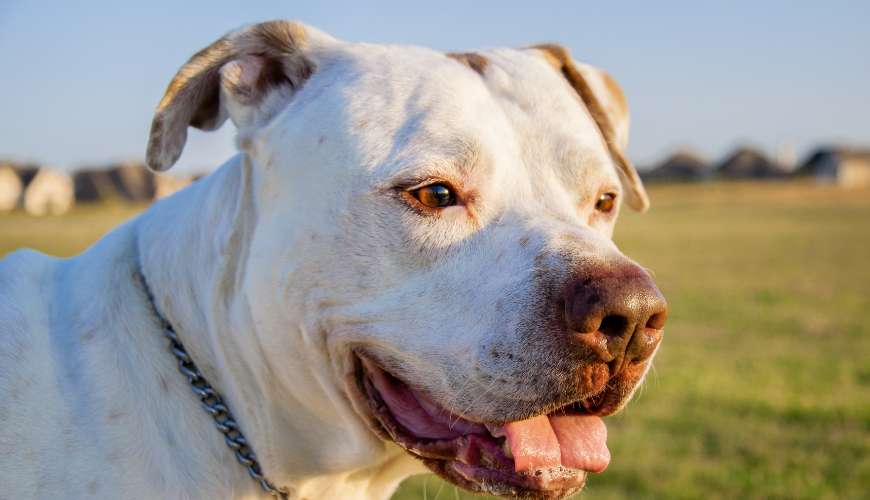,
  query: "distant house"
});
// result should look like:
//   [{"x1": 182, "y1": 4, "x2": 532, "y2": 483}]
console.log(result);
[
  {"x1": 716, "y1": 147, "x2": 787, "y2": 179},
  {"x1": 74, "y1": 169, "x2": 119, "y2": 201},
  {"x1": 798, "y1": 147, "x2": 870, "y2": 188},
  {"x1": 17, "y1": 165, "x2": 40, "y2": 188},
  {"x1": 74, "y1": 162, "x2": 156, "y2": 202},
  {"x1": 641, "y1": 152, "x2": 712, "y2": 182},
  {"x1": 0, "y1": 163, "x2": 23, "y2": 211},
  {"x1": 23, "y1": 167, "x2": 75, "y2": 216},
  {"x1": 110, "y1": 162, "x2": 156, "y2": 201}
]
